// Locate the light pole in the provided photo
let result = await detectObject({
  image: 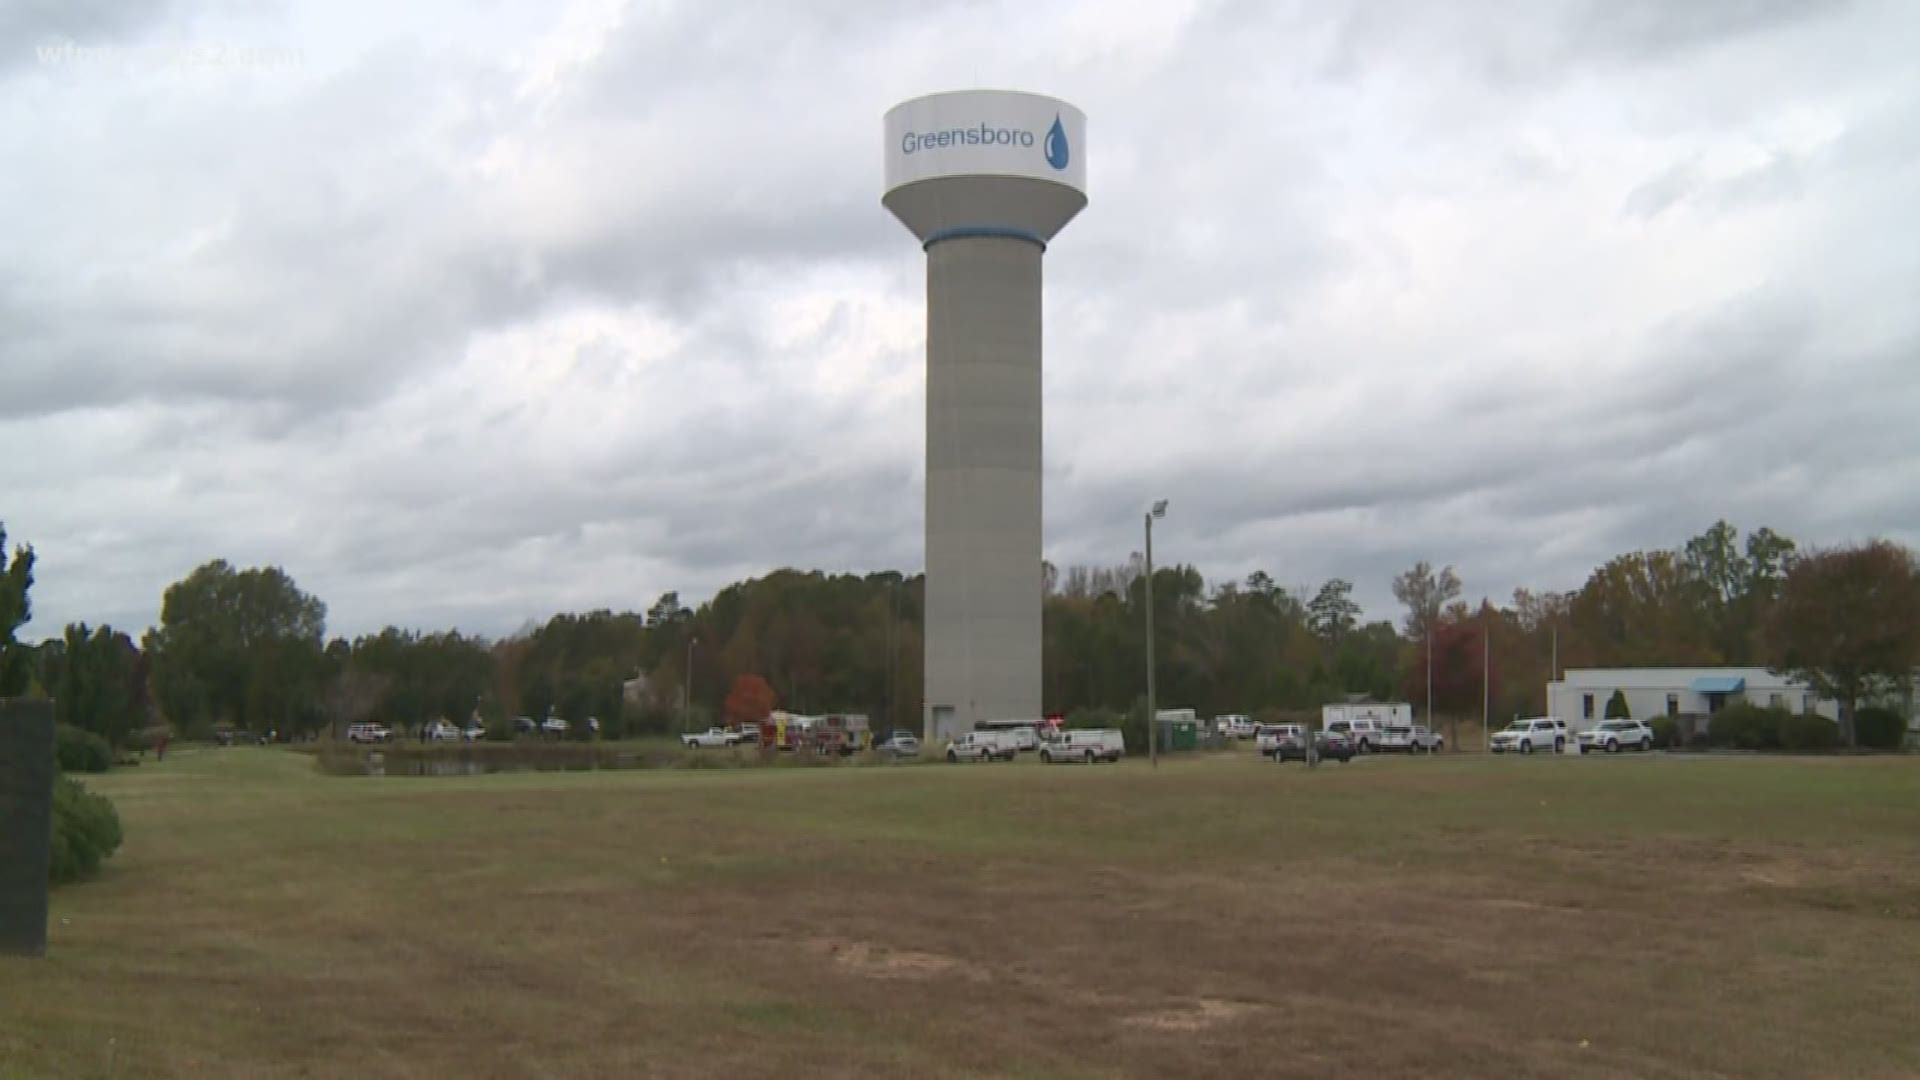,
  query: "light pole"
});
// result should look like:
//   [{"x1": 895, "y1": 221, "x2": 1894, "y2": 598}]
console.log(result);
[
  {"x1": 1144, "y1": 499, "x2": 1168, "y2": 769},
  {"x1": 683, "y1": 636, "x2": 699, "y2": 734},
  {"x1": 1482, "y1": 614, "x2": 1490, "y2": 754},
  {"x1": 1425, "y1": 611, "x2": 1434, "y2": 742}
]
